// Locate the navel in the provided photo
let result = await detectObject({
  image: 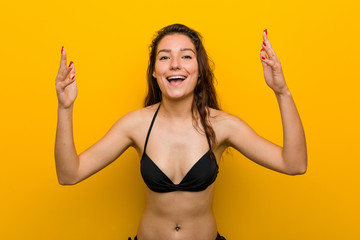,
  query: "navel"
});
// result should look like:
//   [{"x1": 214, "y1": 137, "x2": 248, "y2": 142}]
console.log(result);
[{"x1": 175, "y1": 224, "x2": 181, "y2": 231}]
